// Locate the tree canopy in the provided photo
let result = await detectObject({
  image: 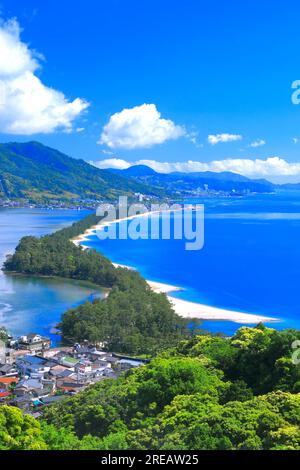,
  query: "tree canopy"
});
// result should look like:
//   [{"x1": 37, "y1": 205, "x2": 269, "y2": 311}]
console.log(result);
[{"x1": 39, "y1": 325, "x2": 300, "y2": 450}]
